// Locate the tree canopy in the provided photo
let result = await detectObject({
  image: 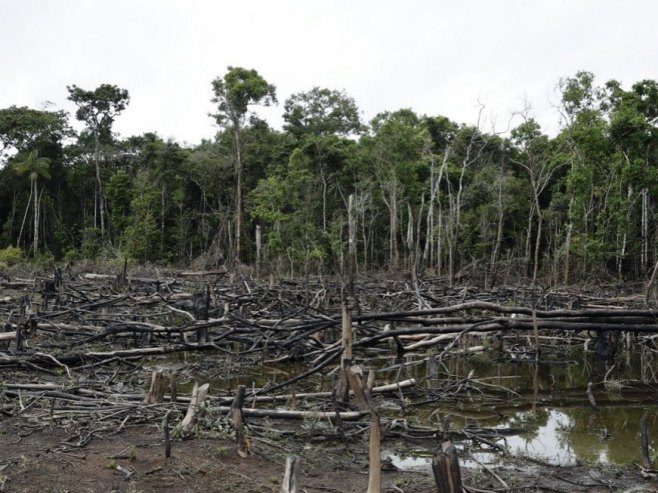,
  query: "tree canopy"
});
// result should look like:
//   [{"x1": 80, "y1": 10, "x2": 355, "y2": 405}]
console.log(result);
[{"x1": 0, "y1": 70, "x2": 657, "y2": 285}]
